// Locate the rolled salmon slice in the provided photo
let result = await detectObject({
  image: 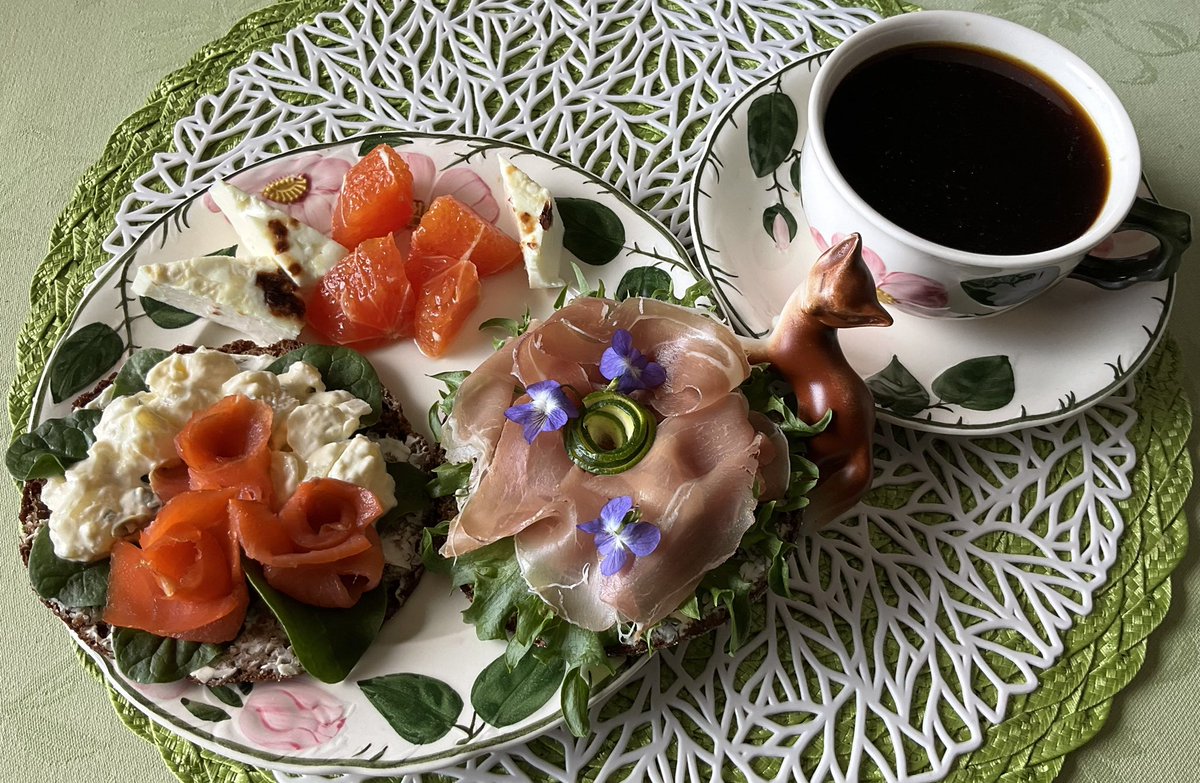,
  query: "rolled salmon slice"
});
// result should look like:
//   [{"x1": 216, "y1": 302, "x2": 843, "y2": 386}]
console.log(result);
[
  {"x1": 230, "y1": 478, "x2": 385, "y2": 609},
  {"x1": 176, "y1": 394, "x2": 275, "y2": 505},
  {"x1": 104, "y1": 489, "x2": 248, "y2": 643}
]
